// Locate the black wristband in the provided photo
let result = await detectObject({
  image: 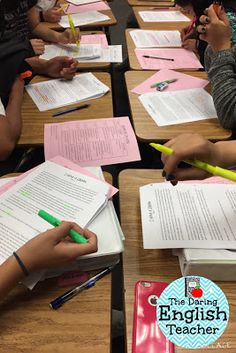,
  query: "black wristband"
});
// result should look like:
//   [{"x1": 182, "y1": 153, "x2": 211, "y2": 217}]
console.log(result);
[
  {"x1": 40, "y1": 11, "x2": 45, "y2": 22},
  {"x1": 13, "y1": 252, "x2": 30, "y2": 276}
]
